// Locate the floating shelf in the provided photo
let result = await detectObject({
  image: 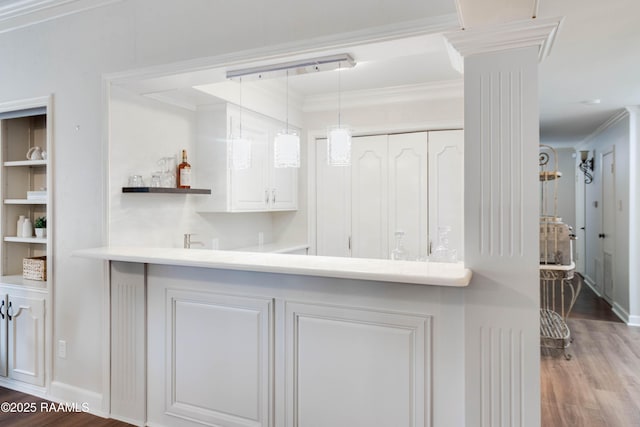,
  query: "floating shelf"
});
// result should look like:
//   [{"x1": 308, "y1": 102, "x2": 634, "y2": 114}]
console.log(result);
[
  {"x1": 122, "y1": 187, "x2": 211, "y2": 195},
  {"x1": 4, "y1": 160, "x2": 47, "y2": 167},
  {"x1": 4, "y1": 199, "x2": 47, "y2": 205},
  {"x1": 4, "y1": 236, "x2": 47, "y2": 244}
]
